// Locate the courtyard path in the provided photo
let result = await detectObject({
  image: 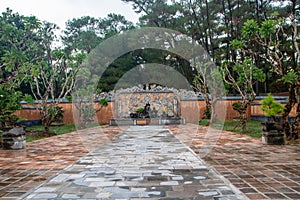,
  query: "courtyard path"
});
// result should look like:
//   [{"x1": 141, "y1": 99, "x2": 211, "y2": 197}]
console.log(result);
[
  {"x1": 21, "y1": 126, "x2": 245, "y2": 199},
  {"x1": 170, "y1": 124, "x2": 300, "y2": 200},
  {"x1": 0, "y1": 126, "x2": 124, "y2": 200},
  {"x1": 0, "y1": 124, "x2": 299, "y2": 199}
]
